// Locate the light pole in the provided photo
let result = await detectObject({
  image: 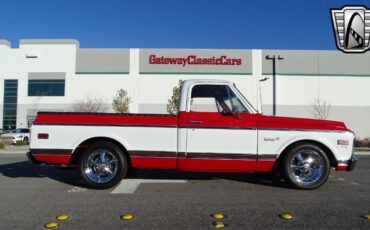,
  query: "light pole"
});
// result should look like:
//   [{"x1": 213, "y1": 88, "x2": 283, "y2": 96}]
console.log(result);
[{"x1": 265, "y1": 55, "x2": 284, "y2": 116}]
